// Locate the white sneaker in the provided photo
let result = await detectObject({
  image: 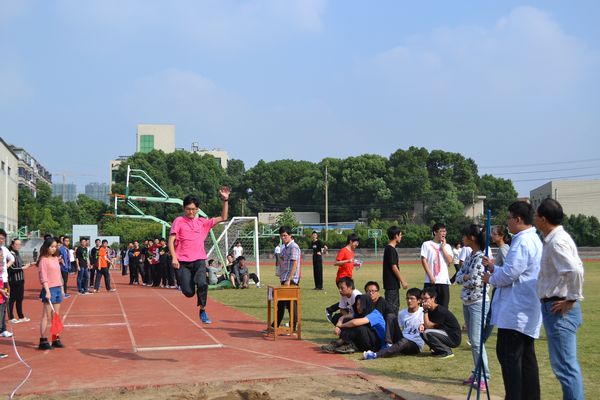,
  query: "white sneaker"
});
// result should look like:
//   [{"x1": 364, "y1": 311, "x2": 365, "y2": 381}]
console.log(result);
[
  {"x1": 10, "y1": 319, "x2": 20, "y2": 324},
  {"x1": 1, "y1": 330, "x2": 13, "y2": 338},
  {"x1": 19, "y1": 317, "x2": 31, "y2": 322}
]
